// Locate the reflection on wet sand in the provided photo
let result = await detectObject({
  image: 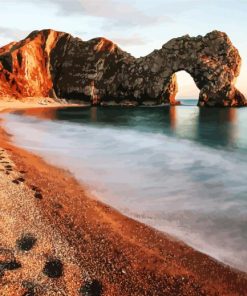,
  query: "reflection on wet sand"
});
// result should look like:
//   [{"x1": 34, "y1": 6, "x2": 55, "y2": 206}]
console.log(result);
[
  {"x1": 90, "y1": 107, "x2": 98, "y2": 122},
  {"x1": 169, "y1": 106, "x2": 177, "y2": 130},
  {"x1": 15, "y1": 107, "x2": 58, "y2": 120}
]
